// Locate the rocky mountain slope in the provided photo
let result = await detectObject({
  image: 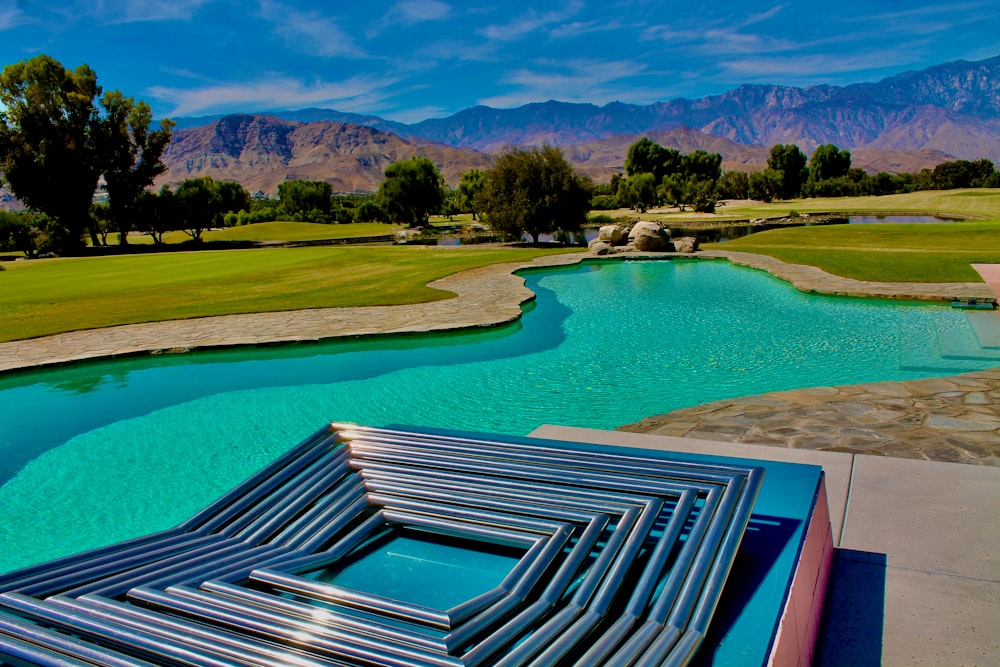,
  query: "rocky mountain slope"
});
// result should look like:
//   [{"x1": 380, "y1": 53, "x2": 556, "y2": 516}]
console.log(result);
[
  {"x1": 159, "y1": 114, "x2": 493, "y2": 192},
  {"x1": 174, "y1": 56, "x2": 995, "y2": 162},
  {"x1": 404, "y1": 56, "x2": 1000, "y2": 160}
]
